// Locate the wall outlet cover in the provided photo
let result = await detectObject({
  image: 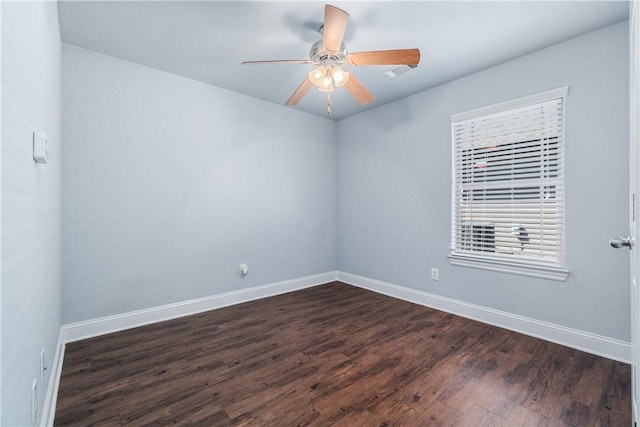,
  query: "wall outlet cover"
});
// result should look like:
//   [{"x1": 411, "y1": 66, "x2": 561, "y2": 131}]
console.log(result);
[{"x1": 239, "y1": 263, "x2": 249, "y2": 276}]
